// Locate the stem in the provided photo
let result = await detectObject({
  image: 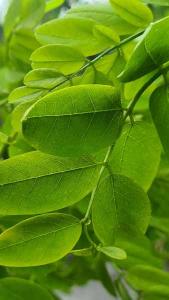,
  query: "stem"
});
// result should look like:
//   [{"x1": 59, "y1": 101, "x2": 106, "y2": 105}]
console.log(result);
[
  {"x1": 48, "y1": 31, "x2": 144, "y2": 94},
  {"x1": 123, "y1": 68, "x2": 168, "y2": 121},
  {"x1": 83, "y1": 145, "x2": 115, "y2": 222}
]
